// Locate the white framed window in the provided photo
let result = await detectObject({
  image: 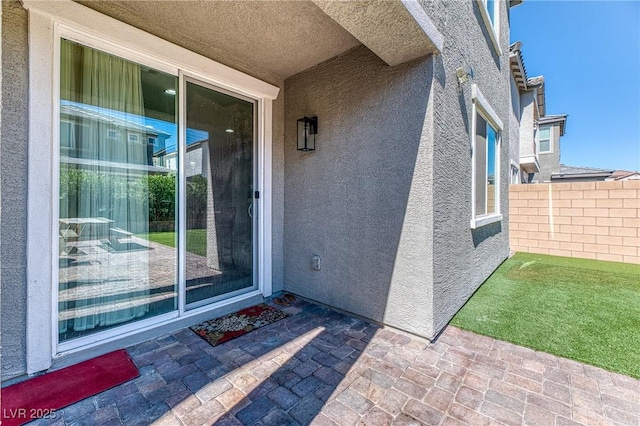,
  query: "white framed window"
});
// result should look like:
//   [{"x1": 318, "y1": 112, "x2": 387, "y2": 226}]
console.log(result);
[
  {"x1": 24, "y1": 0, "x2": 279, "y2": 374},
  {"x1": 538, "y1": 126, "x2": 551, "y2": 153},
  {"x1": 470, "y1": 84, "x2": 503, "y2": 229},
  {"x1": 127, "y1": 132, "x2": 140, "y2": 143},
  {"x1": 510, "y1": 163, "x2": 520, "y2": 185},
  {"x1": 59, "y1": 120, "x2": 76, "y2": 148},
  {"x1": 477, "y1": 0, "x2": 501, "y2": 55}
]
